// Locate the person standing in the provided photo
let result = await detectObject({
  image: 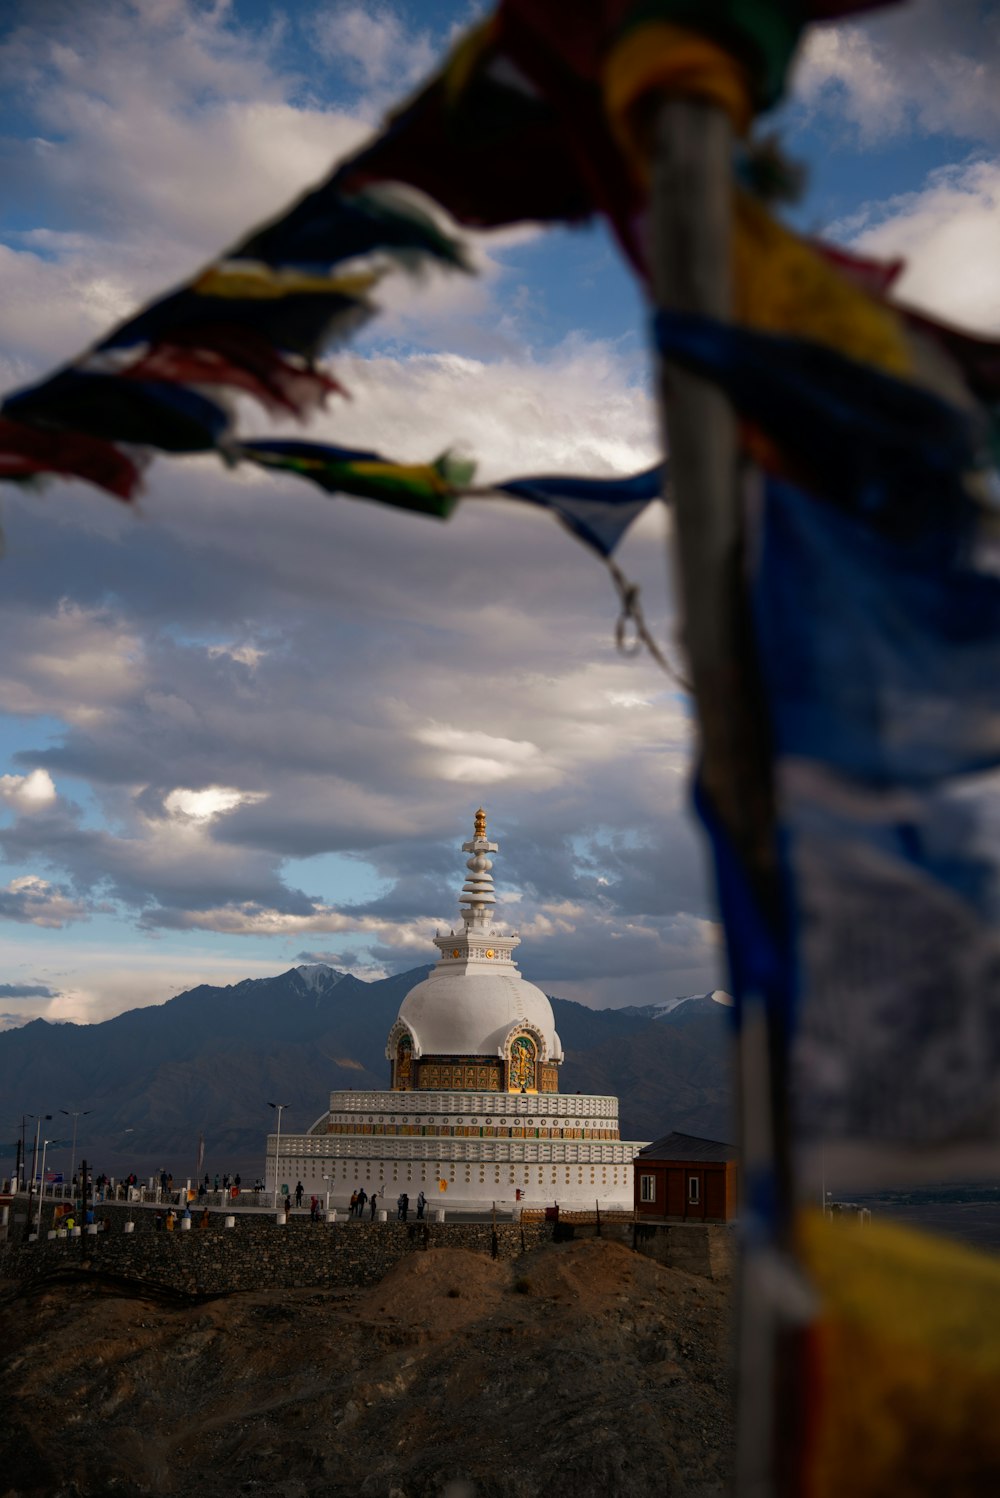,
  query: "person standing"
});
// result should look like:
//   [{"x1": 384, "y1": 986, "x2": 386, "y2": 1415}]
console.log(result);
[
  {"x1": 369, "y1": 1191, "x2": 378, "y2": 1220},
  {"x1": 416, "y1": 1190, "x2": 426, "y2": 1220},
  {"x1": 397, "y1": 1192, "x2": 409, "y2": 1221},
  {"x1": 295, "y1": 1180, "x2": 304, "y2": 1208},
  {"x1": 165, "y1": 1209, "x2": 175, "y2": 1232},
  {"x1": 349, "y1": 1190, "x2": 358, "y2": 1218},
  {"x1": 357, "y1": 1187, "x2": 367, "y2": 1218}
]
